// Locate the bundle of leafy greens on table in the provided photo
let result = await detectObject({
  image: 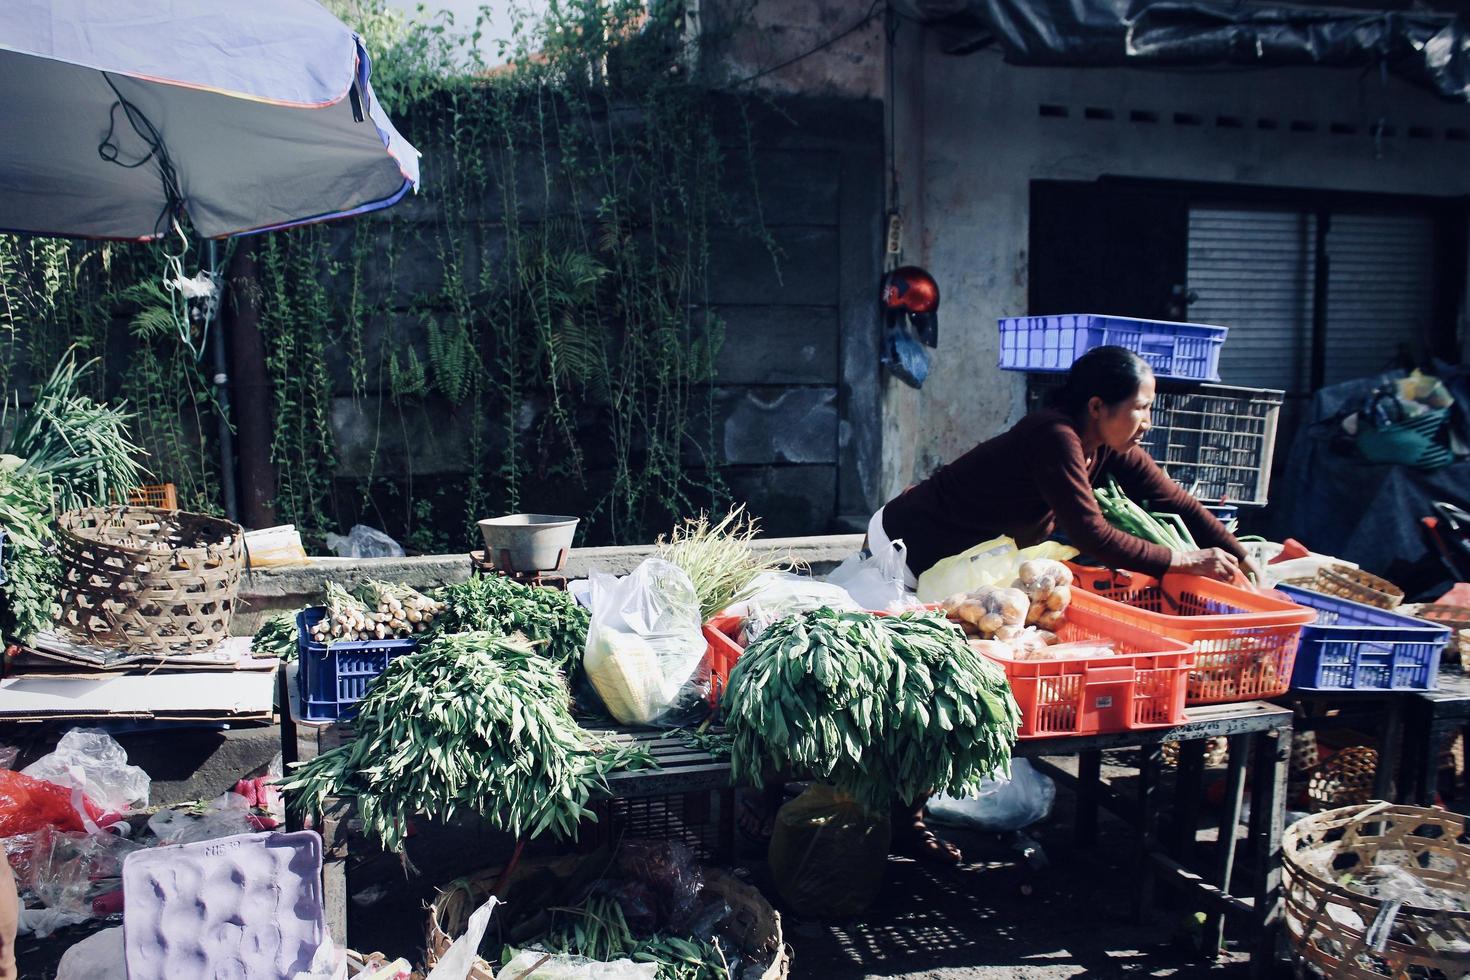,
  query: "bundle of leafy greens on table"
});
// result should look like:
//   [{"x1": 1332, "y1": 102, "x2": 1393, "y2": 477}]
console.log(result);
[
  {"x1": 723, "y1": 607, "x2": 1022, "y2": 812},
  {"x1": 279, "y1": 632, "x2": 652, "y2": 853}
]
